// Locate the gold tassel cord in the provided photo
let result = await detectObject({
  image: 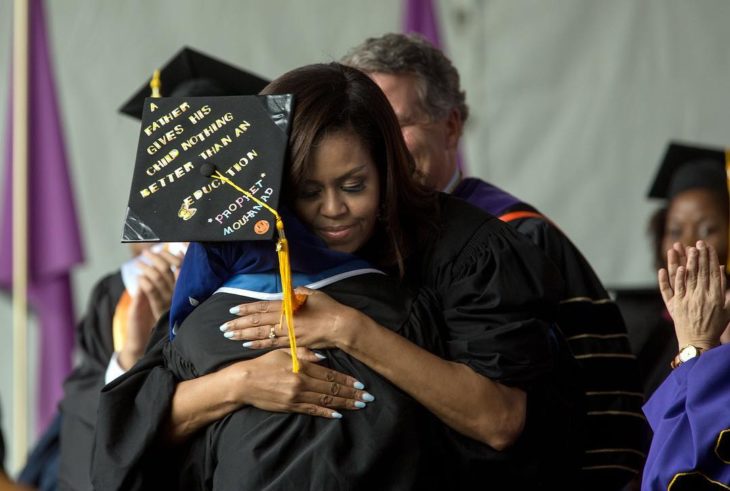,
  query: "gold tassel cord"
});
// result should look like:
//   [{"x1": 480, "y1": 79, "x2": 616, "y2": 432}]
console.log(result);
[{"x1": 211, "y1": 170, "x2": 301, "y2": 373}]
